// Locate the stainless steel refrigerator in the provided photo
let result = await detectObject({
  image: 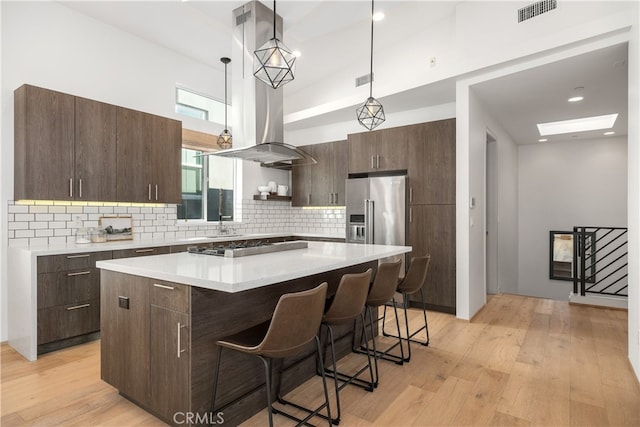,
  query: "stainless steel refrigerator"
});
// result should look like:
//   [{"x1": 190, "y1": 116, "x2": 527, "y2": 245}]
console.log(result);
[{"x1": 345, "y1": 175, "x2": 407, "y2": 267}]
